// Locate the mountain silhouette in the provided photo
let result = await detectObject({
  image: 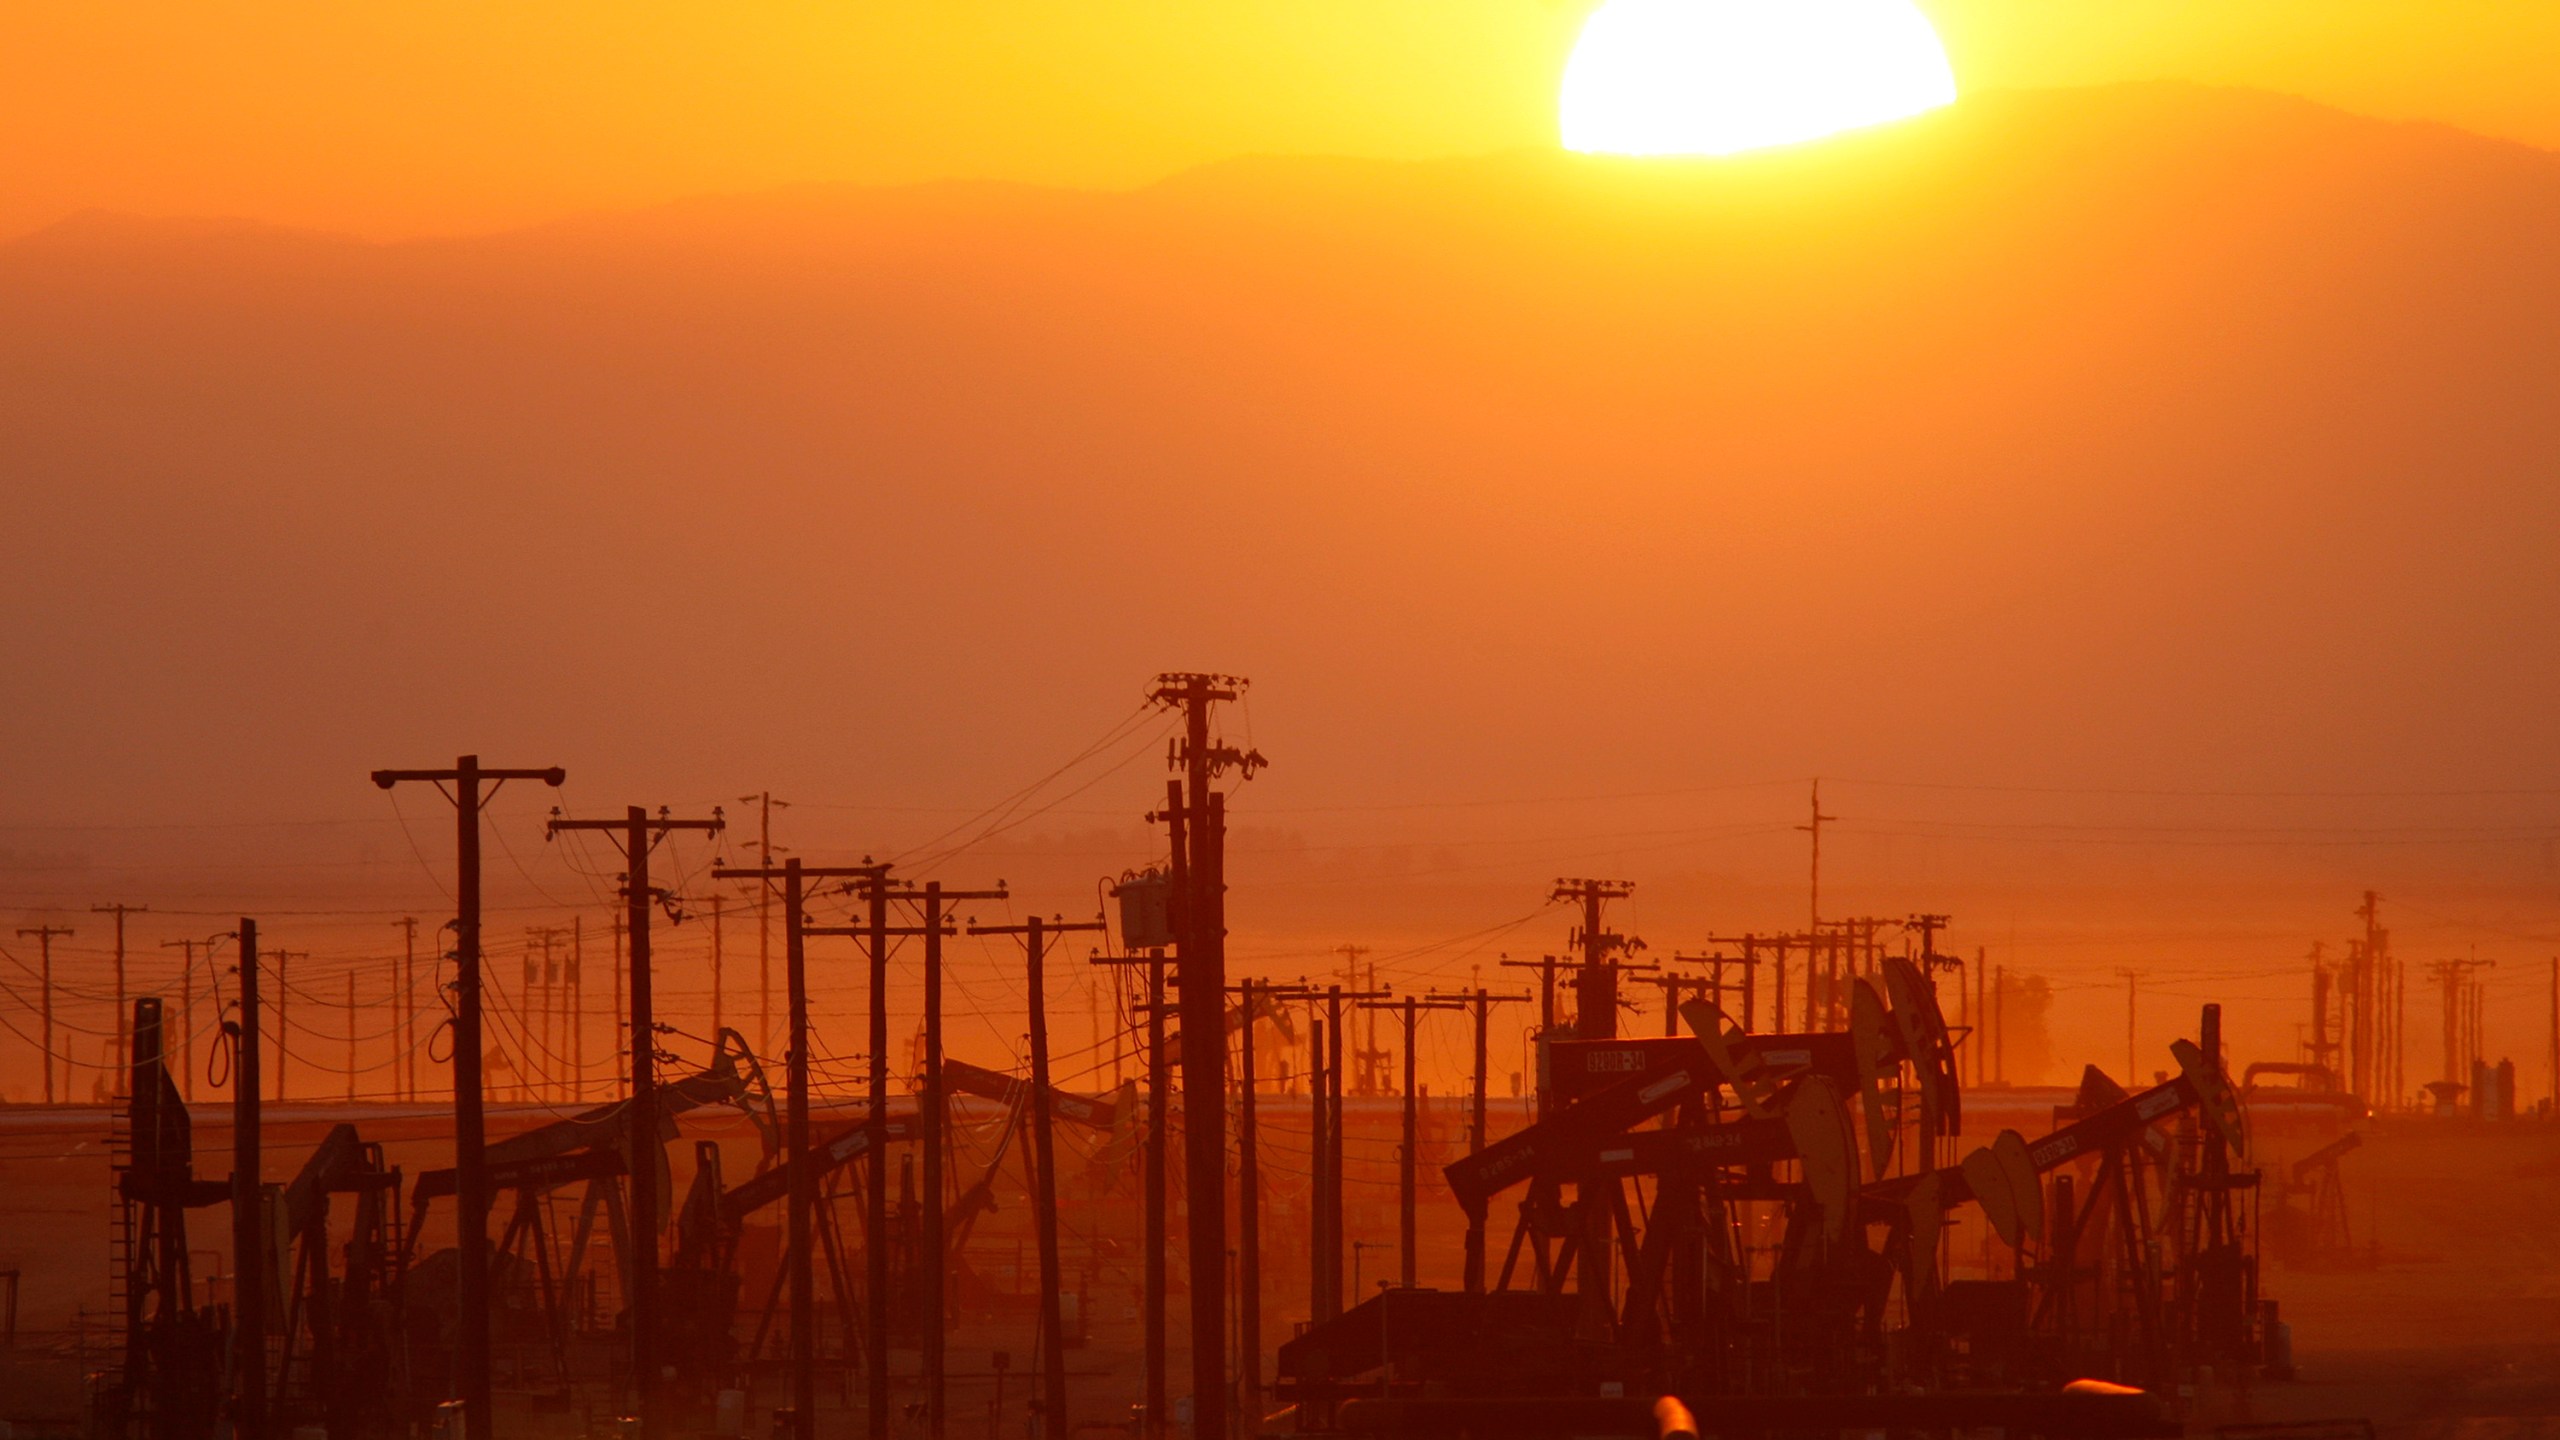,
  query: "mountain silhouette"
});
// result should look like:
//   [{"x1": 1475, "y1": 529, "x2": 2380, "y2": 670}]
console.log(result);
[{"x1": 5, "y1": 81, "x2": 2557, "y2": 841}]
